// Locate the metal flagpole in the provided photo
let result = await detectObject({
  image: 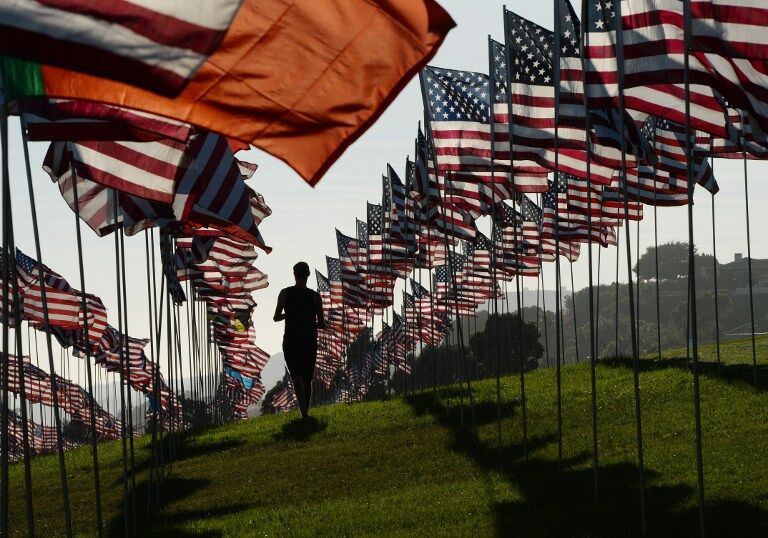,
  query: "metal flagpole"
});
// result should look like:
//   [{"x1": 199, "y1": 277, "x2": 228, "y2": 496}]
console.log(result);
[
  {"x1": 111, "y1": 200, "x2": 132, "y2": 535},
  {"x1": 11, "y1": 121, "x2": 36, "y2": 537},
  {"x1": 68, "y1": 157, "x2": 104, "y2": 535},
  {"x1": 653, "y1": 138, "x2": 662, "y2": 359},
  {"x1": 546, "y1": 3, "x2": 564, "y2": 475},
  {"x1": 615, "y1": 1, "x2": 647, "y2": 531},
  {"x1": 682, "y1": 2, "x2": 706, "y2": 534},
  {"x1": 511, "y1": 206, "x2": 528, "y2": 461},
  {"x1": 144, "y1": 230, "x2": 161, "y2": 508},
  {"x1": 575, "y1": 0, "x2": 600, "y2": 498},
  {"x1": 0, "y1": 104, "x2": 10, "y2": 538},
  {"x1": 488, "y1": 34, "x2": 505, "y2": 454},
  {"x1": 17, "y1": 110, "x2": 74, "y2": 537},
  {"x1": 614, "y1": 233, "x2": 620, "y2": 359},
  {"x1": 118, "y1": 210, "x2": 138, "y2": 533},
  {"x1": 418, "y1": 81, "x2": 475, "y2": 430},
  {"x1": 539, "y1": 248, "x2": 551, "y2": 368},
  {"x1": 741, "y1": 134, "x2": 757, "y2": 383},
  {"x1": 709, "y1": 159, "x2": 721, "y2": 374},
  {"x1": 4, "y1": 145, "x2": 35, "y2": 536},
  {"x1": 569, "y1": 262, "x2": 579, "y2": 362}
]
